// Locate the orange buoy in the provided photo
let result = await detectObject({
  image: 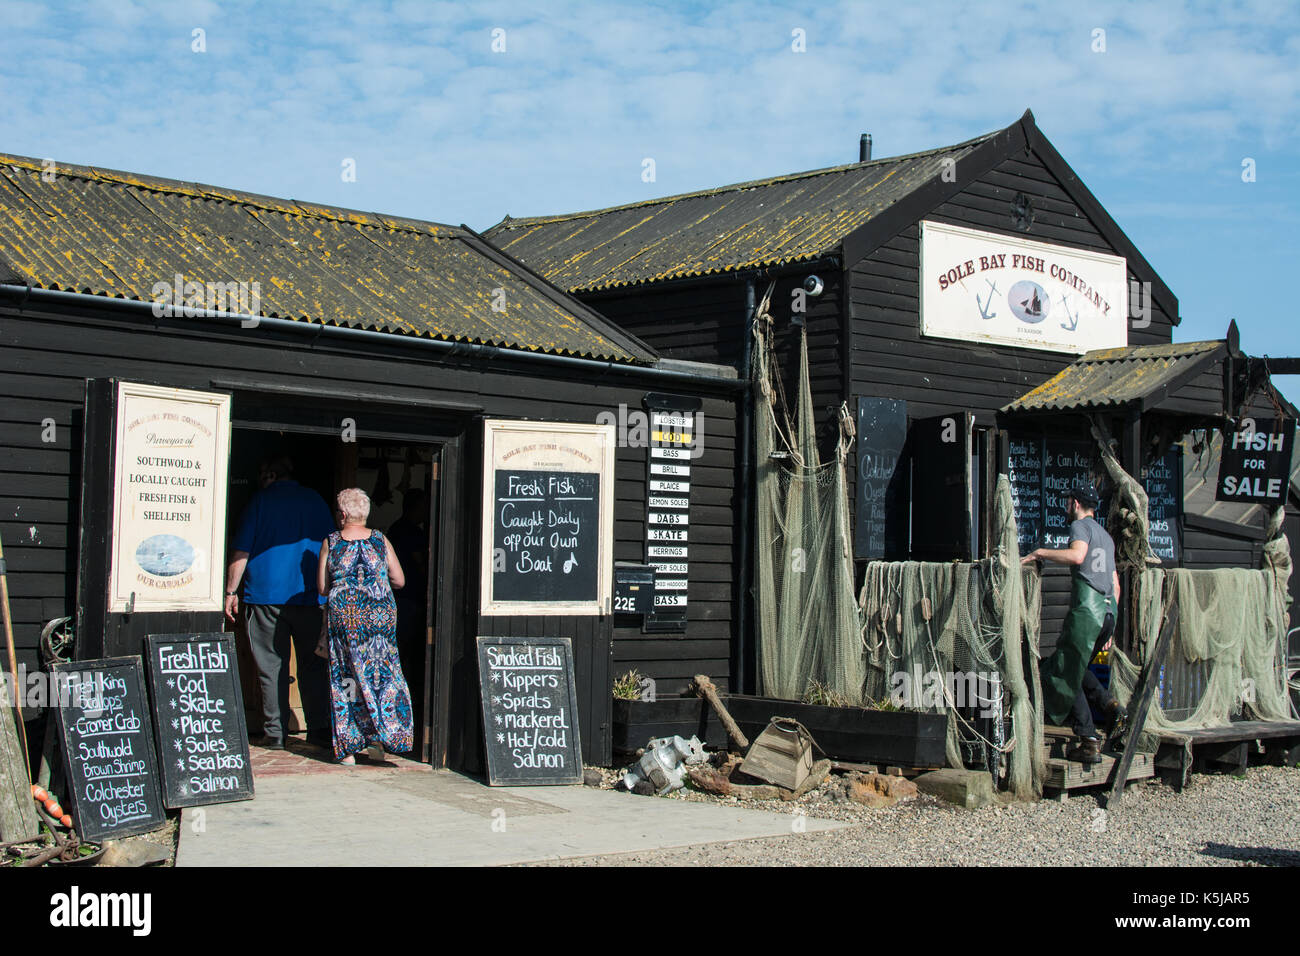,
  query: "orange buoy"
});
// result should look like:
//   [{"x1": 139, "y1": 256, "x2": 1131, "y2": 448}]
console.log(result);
[
  {"x1": 45, "y1": 801, "x2": 62, "y2": 818},
  {"x1": 59, "y1": 814, "x2": 72, "y2": 827},
  {"x1": 31, "y1": 785, "x2": 47, "y2": 802}
]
